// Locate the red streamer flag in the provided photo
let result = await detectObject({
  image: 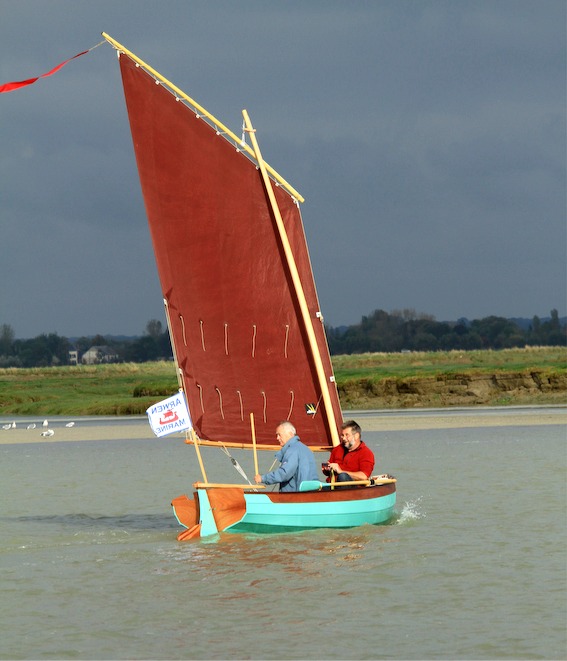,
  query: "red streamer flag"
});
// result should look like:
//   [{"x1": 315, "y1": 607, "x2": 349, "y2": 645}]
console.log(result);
[{"x1": 0, "y1": 44, "x2": 98, "y2": 94}]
